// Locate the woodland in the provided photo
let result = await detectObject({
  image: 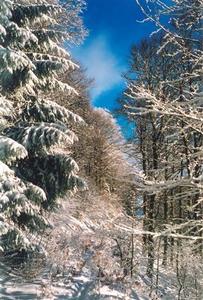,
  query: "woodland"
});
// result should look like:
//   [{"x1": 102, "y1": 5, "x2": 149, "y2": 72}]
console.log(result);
[{"x1": 0, "y1": 0, "x2": 202, "y2": 299}]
